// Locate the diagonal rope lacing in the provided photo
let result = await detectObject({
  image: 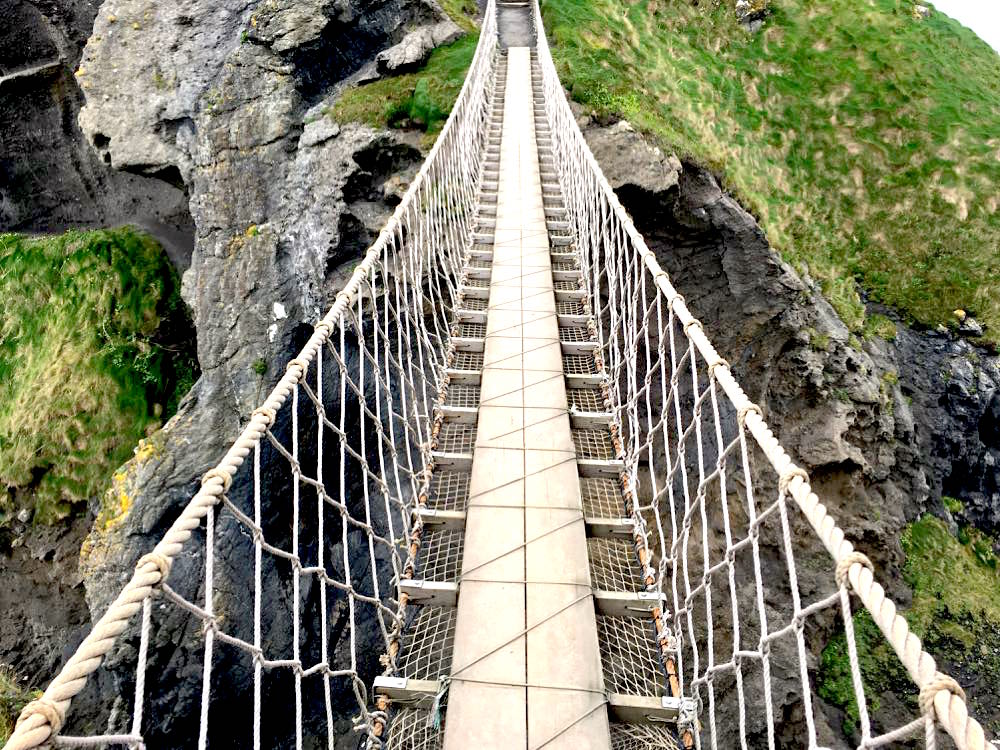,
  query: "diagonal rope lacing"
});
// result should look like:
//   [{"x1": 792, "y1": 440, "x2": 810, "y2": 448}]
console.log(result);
[
  {"x1": 530, "y1": 0, "x2": 995, "y2": 748},
  {"x1": 6, "y1": 1, "x2": 997, "y2": 748},
  {"x1": 4, "y1": 4, "x2": 498, "y2": 749}
]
